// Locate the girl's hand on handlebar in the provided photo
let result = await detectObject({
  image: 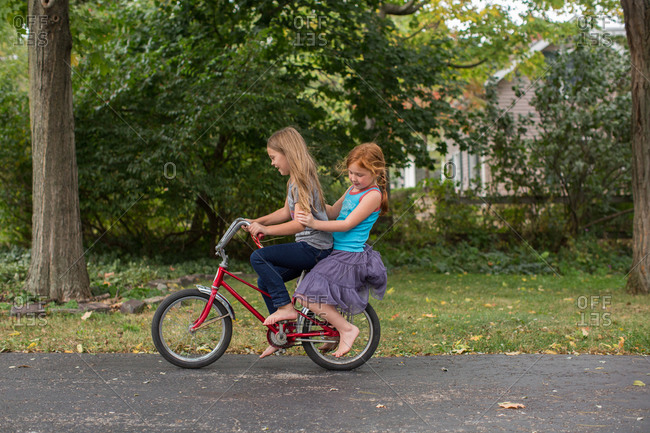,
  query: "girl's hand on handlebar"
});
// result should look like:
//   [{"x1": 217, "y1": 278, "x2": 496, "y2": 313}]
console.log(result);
[
  {"x1": 247, "y1": 222, "x2": 268, "y2": 237},
  {"x1": 295, "y1": 211, "x2": 314, "y2": 227}
]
